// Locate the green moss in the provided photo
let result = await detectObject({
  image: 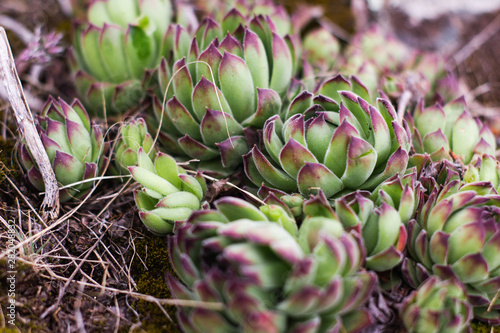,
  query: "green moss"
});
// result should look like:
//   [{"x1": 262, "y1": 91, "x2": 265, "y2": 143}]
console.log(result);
[
  {"x1": 0, "y1": 328, "x2": 20, "y2": 333},
  {"x1": 132, "y1": 235, "x2": 180, "y2": 332},
  {"x1": 0, "y1": 139, "x2": 18, "y2": 184},
  {"x1": 471, "y1": 320, "x2": 500, "y2": 332}
]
